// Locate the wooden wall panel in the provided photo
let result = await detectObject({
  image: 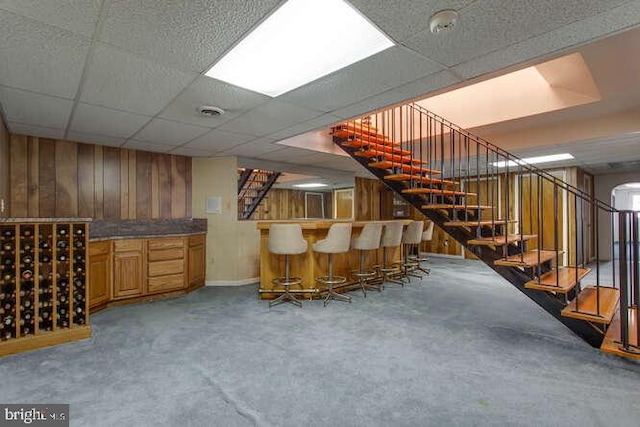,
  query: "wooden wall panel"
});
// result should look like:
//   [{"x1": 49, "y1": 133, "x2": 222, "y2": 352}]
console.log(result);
[
  {"x1": 38, "y1": 139, "x2": 56, "y2": 217},
  {"x1": 0, "y1": 116, "x2": 9, "y2": 218},
  {"x1": 7, "y1": 134, "x2": 192, "y2": 220}
]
